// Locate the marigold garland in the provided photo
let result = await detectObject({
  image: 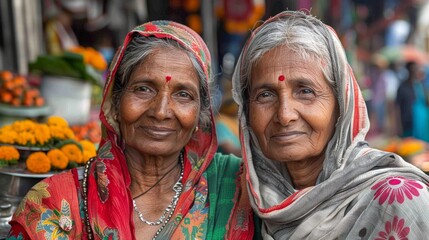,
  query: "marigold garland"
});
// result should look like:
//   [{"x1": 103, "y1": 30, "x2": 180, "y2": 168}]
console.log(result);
[
  {"x1": 26, "y1": 152, "x2": 51, "y2": 173},
  {"x1": 47, "y1": 149, "x2": 69, "y2": 170},
  {"x1": 61, "y1": 144, "x2": 83, "y2": 164}
]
